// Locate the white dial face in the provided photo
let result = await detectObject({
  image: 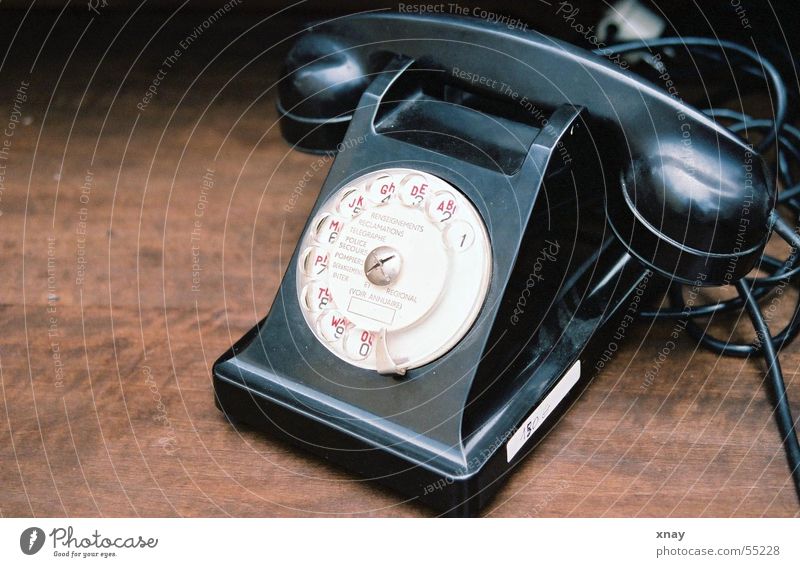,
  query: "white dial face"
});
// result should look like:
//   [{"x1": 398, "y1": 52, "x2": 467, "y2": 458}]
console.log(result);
[{"x1": 296, "y1": 167, "x2": 492, "y2": 375}]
